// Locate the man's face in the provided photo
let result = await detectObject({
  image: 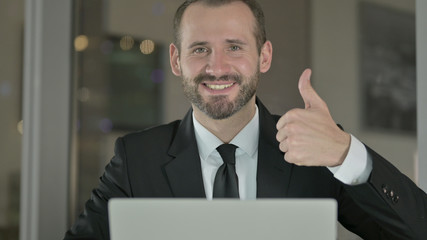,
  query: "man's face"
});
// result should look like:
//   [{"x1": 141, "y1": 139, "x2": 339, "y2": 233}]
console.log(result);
[{"x1": 170, "y1": 2, "x2": 271, "y2": 120}]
